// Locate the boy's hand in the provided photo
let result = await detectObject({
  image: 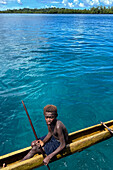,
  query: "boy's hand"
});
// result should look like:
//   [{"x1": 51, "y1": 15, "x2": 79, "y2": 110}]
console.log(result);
[
  {"x1": 43, "y1": 155, "x2": 51, "y2": 165},
  {"x1": 31, "y1": 140, "x2": 37, "y2": 147},
  {"x1": 36, "y1": 140, "x2": 44, "y2": 147}
]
